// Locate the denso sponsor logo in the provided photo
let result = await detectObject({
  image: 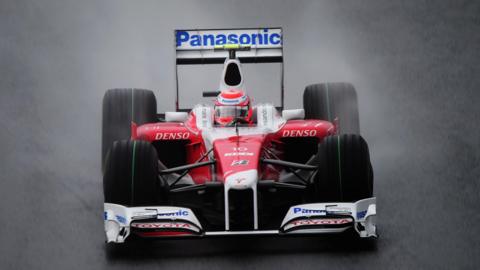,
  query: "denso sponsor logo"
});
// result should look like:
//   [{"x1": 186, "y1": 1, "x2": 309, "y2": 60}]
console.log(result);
[
  {"x1": 176, "y1": 29, "x2": 281, "y2": 48},
  {"x1": 224, "y1": 152, "x2": 254, "y2": 157},
  {"x1": 282, "y1": 130, "x2": 317, "y2": 137},
  {"x1": 289, "y1": 218, "x2": 353, "y2": 226},
  {"x1": 155, "y1": 132, "x2": 189, "y2": 140},
  {"x1": 131, "y1": 222, "x2": 193, "y2": 229},
  {"x1": 157, "y1": 210, "x2": 189, "y2": 217},
  {"x1": 293, "y1": 207, "x2": 327, "y2": 215}
]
